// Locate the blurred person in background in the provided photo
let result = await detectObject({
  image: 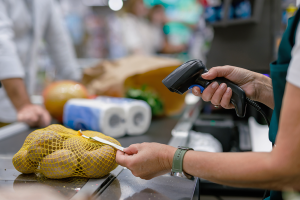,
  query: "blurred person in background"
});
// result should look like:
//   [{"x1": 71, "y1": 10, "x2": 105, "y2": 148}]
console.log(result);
[
  {"x1": 148, "y1": 4, "x2": 186, "y2": 54},
  {"x1": 59, "y1": 0, "x2": 89, "y2": 57},
  {"x1": 119, "y1": 0, "x2": 164, "y2": 55},
  {"x1": 0, "y1": 0, "x2": 81, "y2": 128}
]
